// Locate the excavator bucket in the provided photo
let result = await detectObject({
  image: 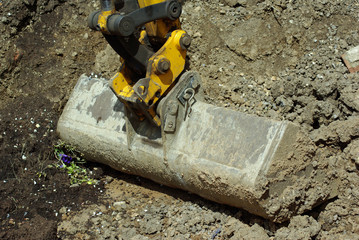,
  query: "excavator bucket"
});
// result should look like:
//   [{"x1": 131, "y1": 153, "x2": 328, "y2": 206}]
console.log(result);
[
  {"x1": 59, "y1": 0, "x2": 338, "y2": 223},
  {"x1": 57, "y1": 73, "x2": 338, "y2": 223}
]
